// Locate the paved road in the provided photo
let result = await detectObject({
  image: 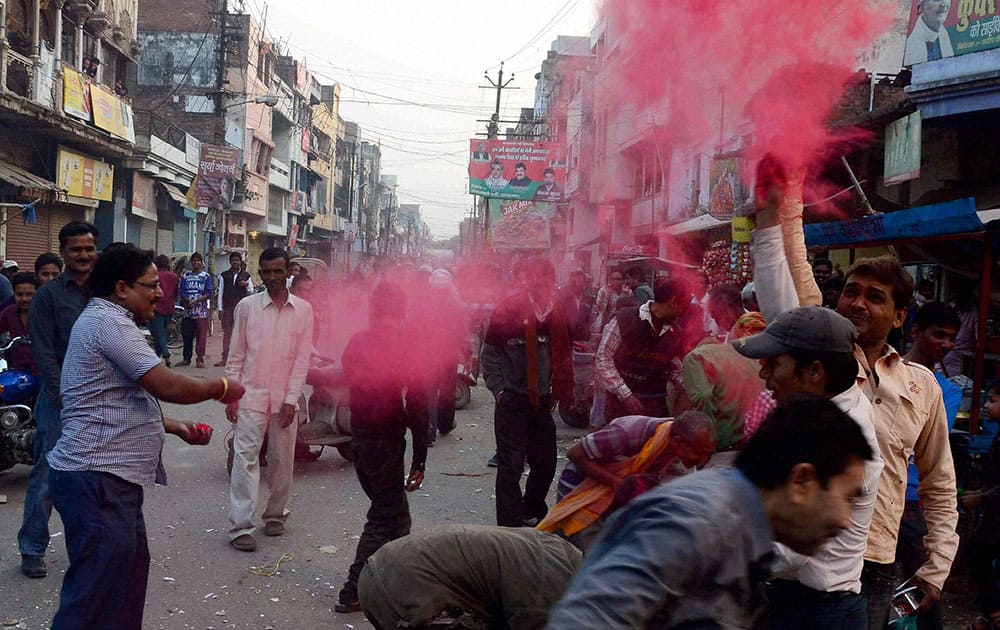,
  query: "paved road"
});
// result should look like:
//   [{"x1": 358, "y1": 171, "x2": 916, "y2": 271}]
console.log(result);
[
  {"x1": 0, "y1": 351, "x2": 587, "y2": 629},
  {"x1": 0, "y1": 338, "x2": 981, "y2": 628}
]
